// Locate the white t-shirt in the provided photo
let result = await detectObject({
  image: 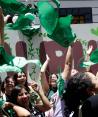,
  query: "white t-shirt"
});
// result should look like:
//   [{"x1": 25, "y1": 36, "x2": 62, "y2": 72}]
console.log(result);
[{"x1": 45, "y1": 91, "x2": 65, "y2": 117}]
